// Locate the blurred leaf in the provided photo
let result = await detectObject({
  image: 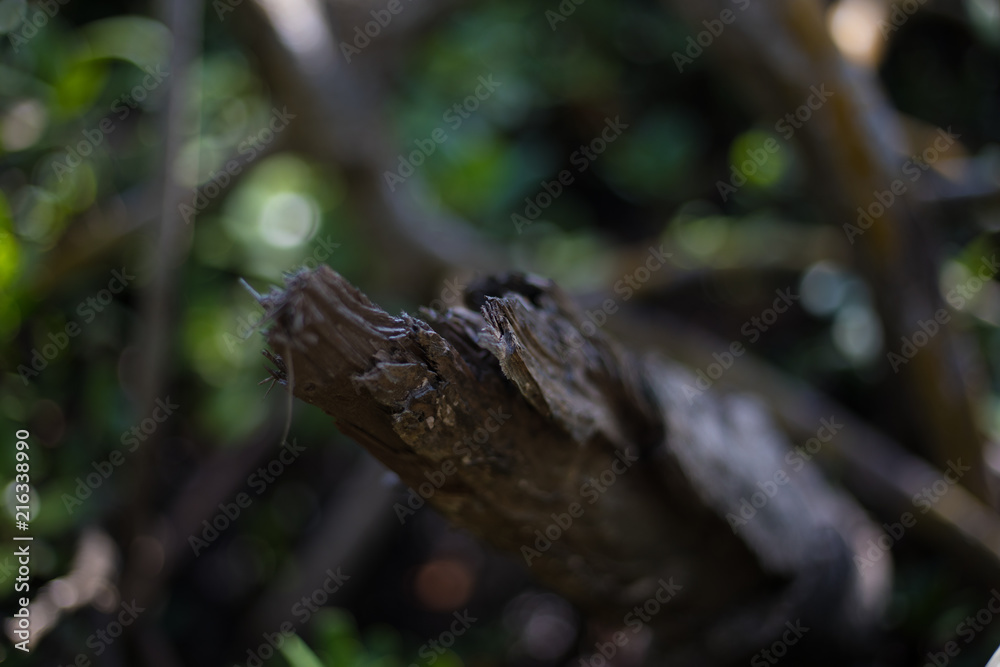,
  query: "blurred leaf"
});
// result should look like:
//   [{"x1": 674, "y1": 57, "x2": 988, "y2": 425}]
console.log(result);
[
  {"x1": 80, "y1": 16, "x2": 172, "y2": 70},
  {"x1": 0, "y1": 198, "x2": 19, "y2": 290},
  {"x1": 728, "y1": 129, "x2": 786, "y2": 189},
  {"x1": 432, "y1": 134, "x2": 511, "y2": 219},
  {"x1": 314, "y1": 609, "x2": 364, "y2": 666},
  {"x1": 605, "y1": 110, "x2": 705, "y2": 200},
  {"x1": 51, "y1": 58, "x2": 107, "y2": 116},
  {"x1": 280, "y1": 634, "x2": 325, "y2": 667}
]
